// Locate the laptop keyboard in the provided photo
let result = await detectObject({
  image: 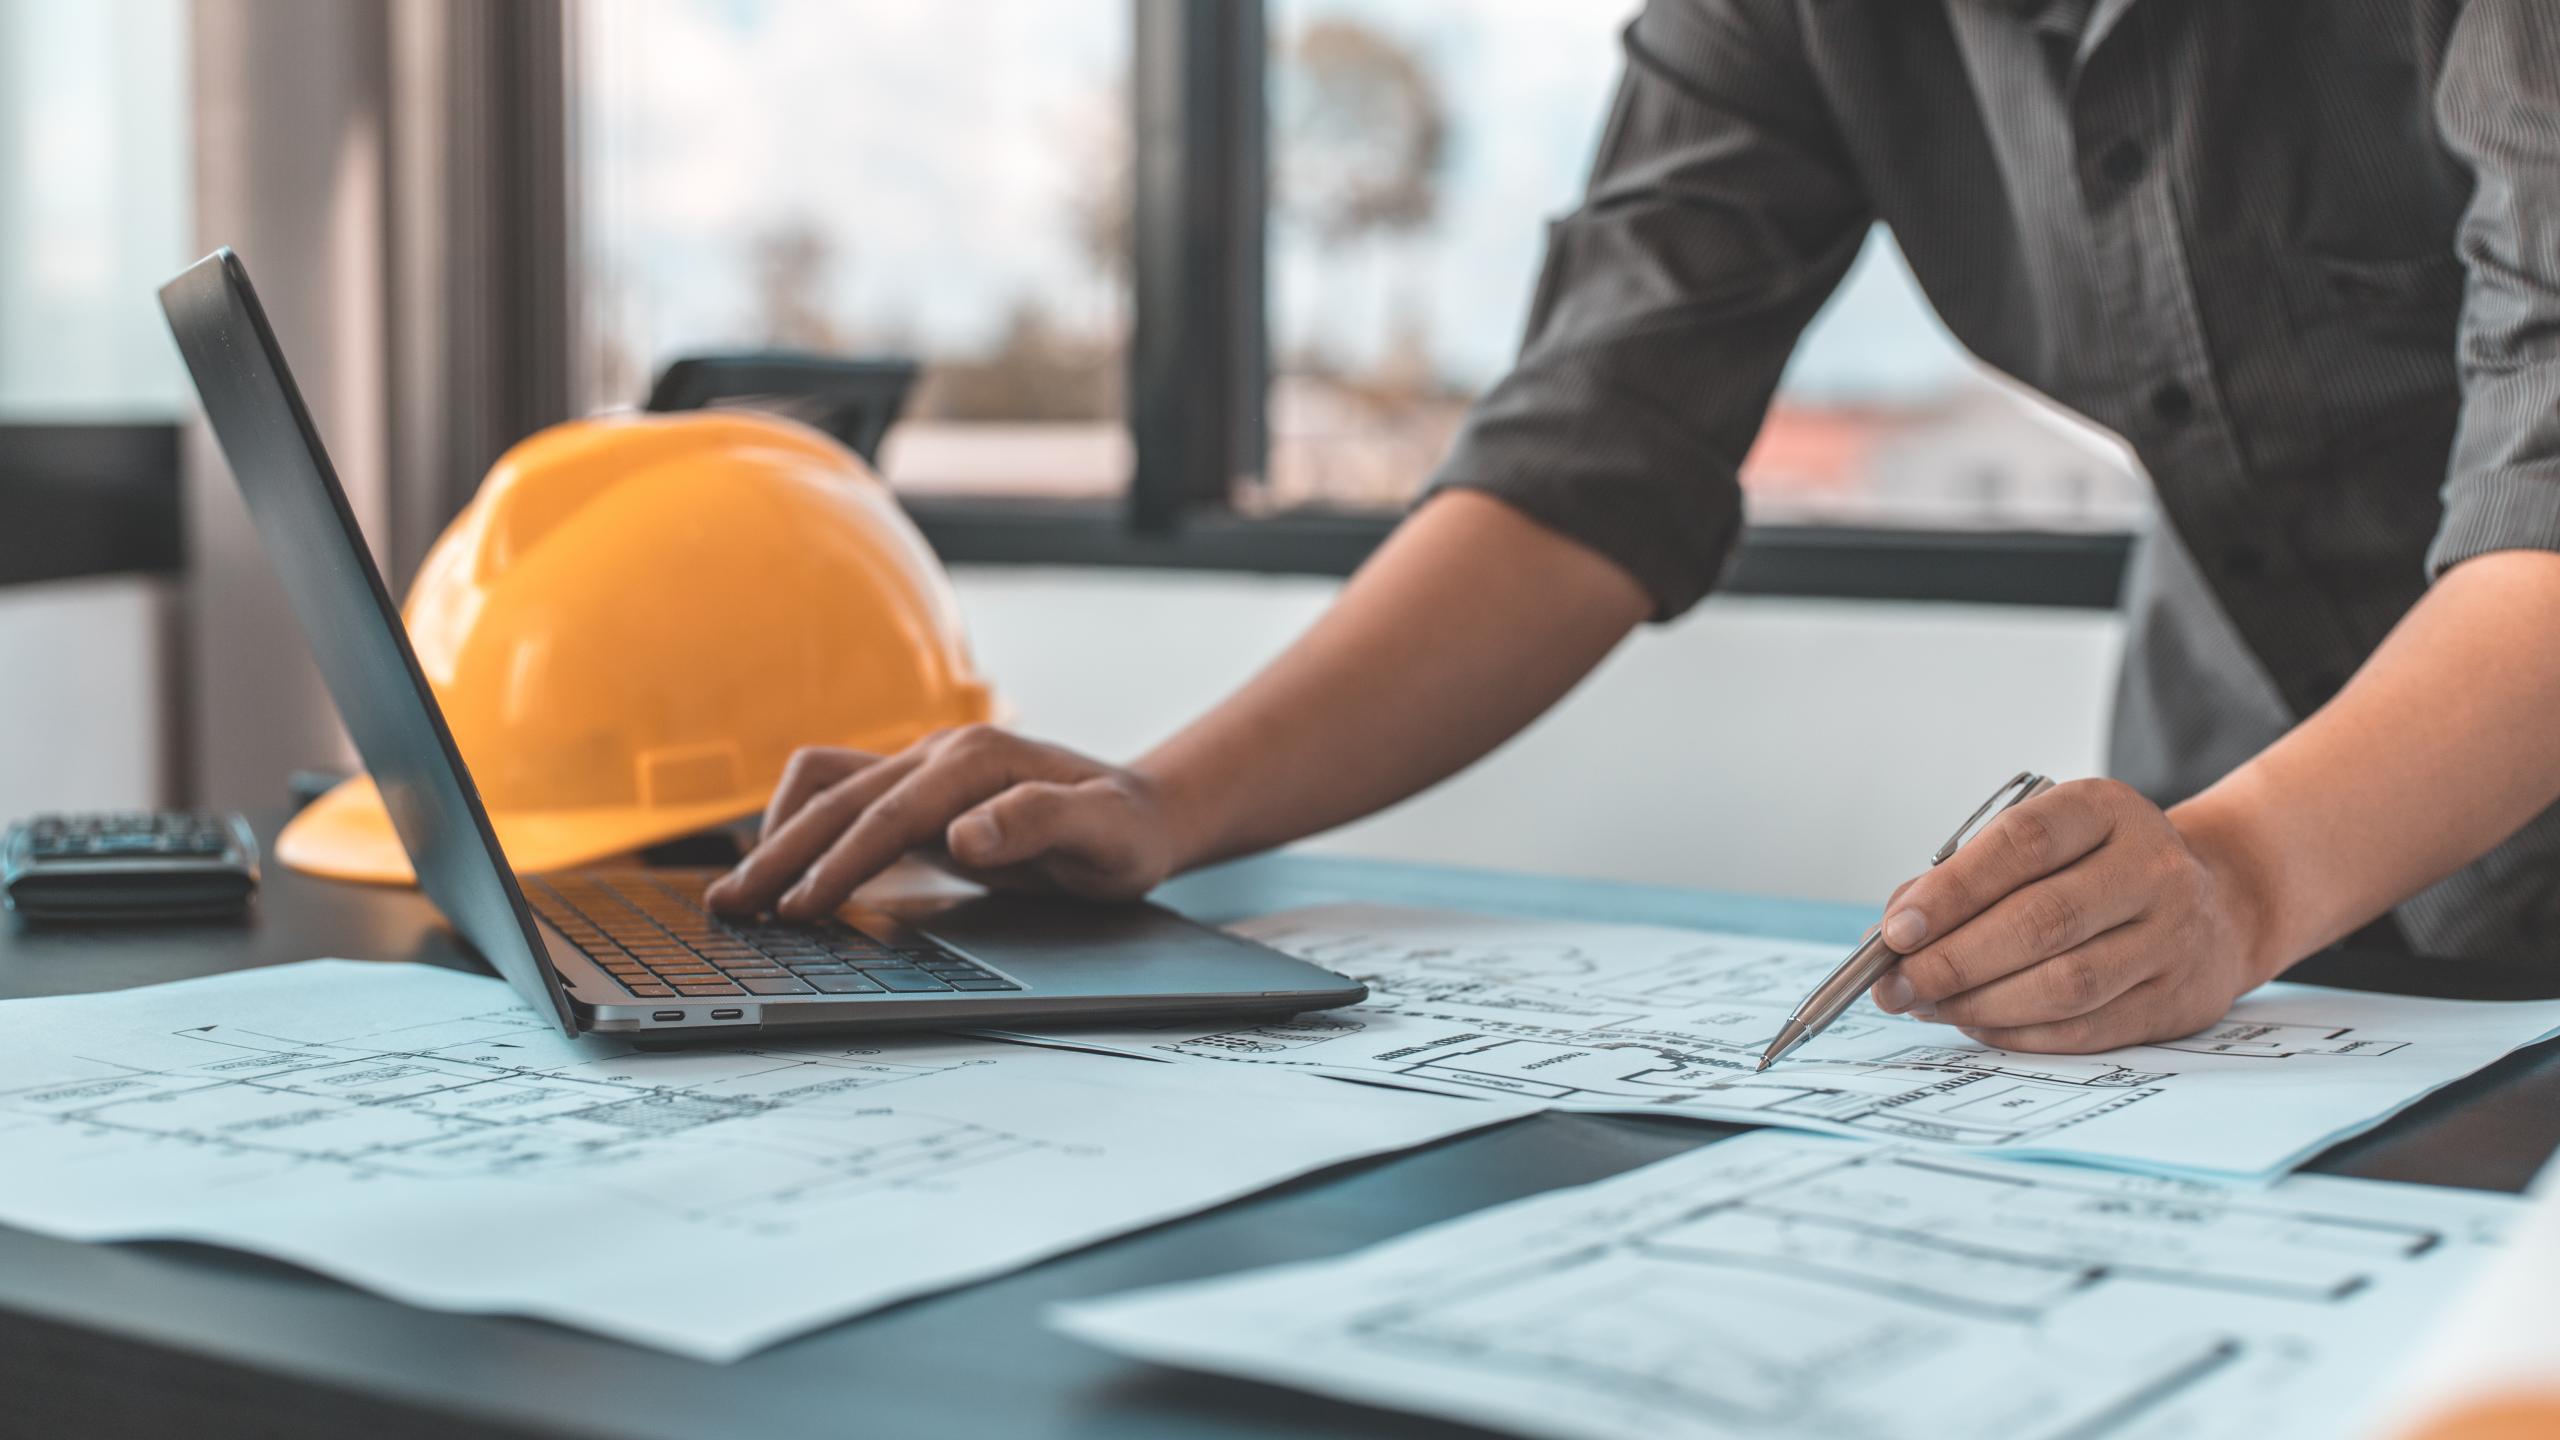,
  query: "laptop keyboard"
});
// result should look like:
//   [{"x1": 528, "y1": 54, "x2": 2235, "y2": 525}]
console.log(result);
[{"x1": 525, "y1": 872, "x2": 1021, "y2": 1000}]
